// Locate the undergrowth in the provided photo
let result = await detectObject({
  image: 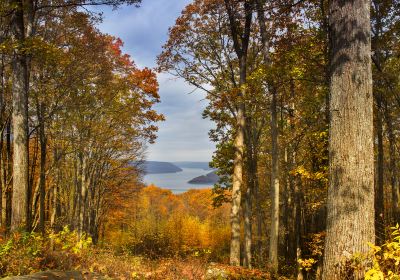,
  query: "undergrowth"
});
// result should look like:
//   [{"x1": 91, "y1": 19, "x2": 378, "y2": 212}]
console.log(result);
[{"x1": 0, "y1": 226, "x2": 269, "y2": 279}]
